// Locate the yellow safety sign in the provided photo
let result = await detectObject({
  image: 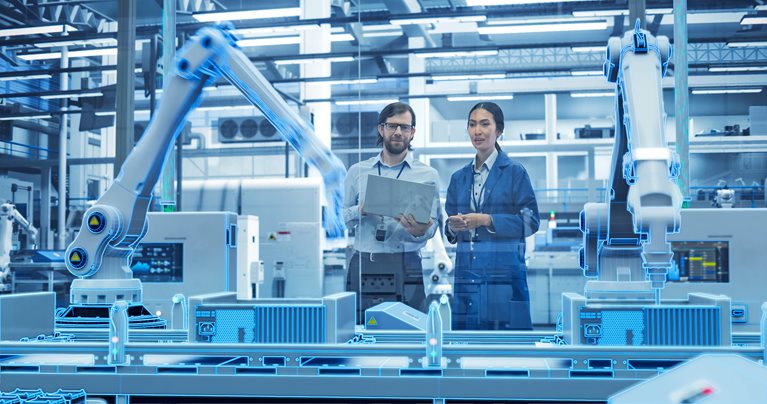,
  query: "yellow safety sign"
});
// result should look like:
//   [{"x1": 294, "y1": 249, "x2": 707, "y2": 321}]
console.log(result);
[{"x1": 367, "y1": 317, "x2": 377, "y2": 326}]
